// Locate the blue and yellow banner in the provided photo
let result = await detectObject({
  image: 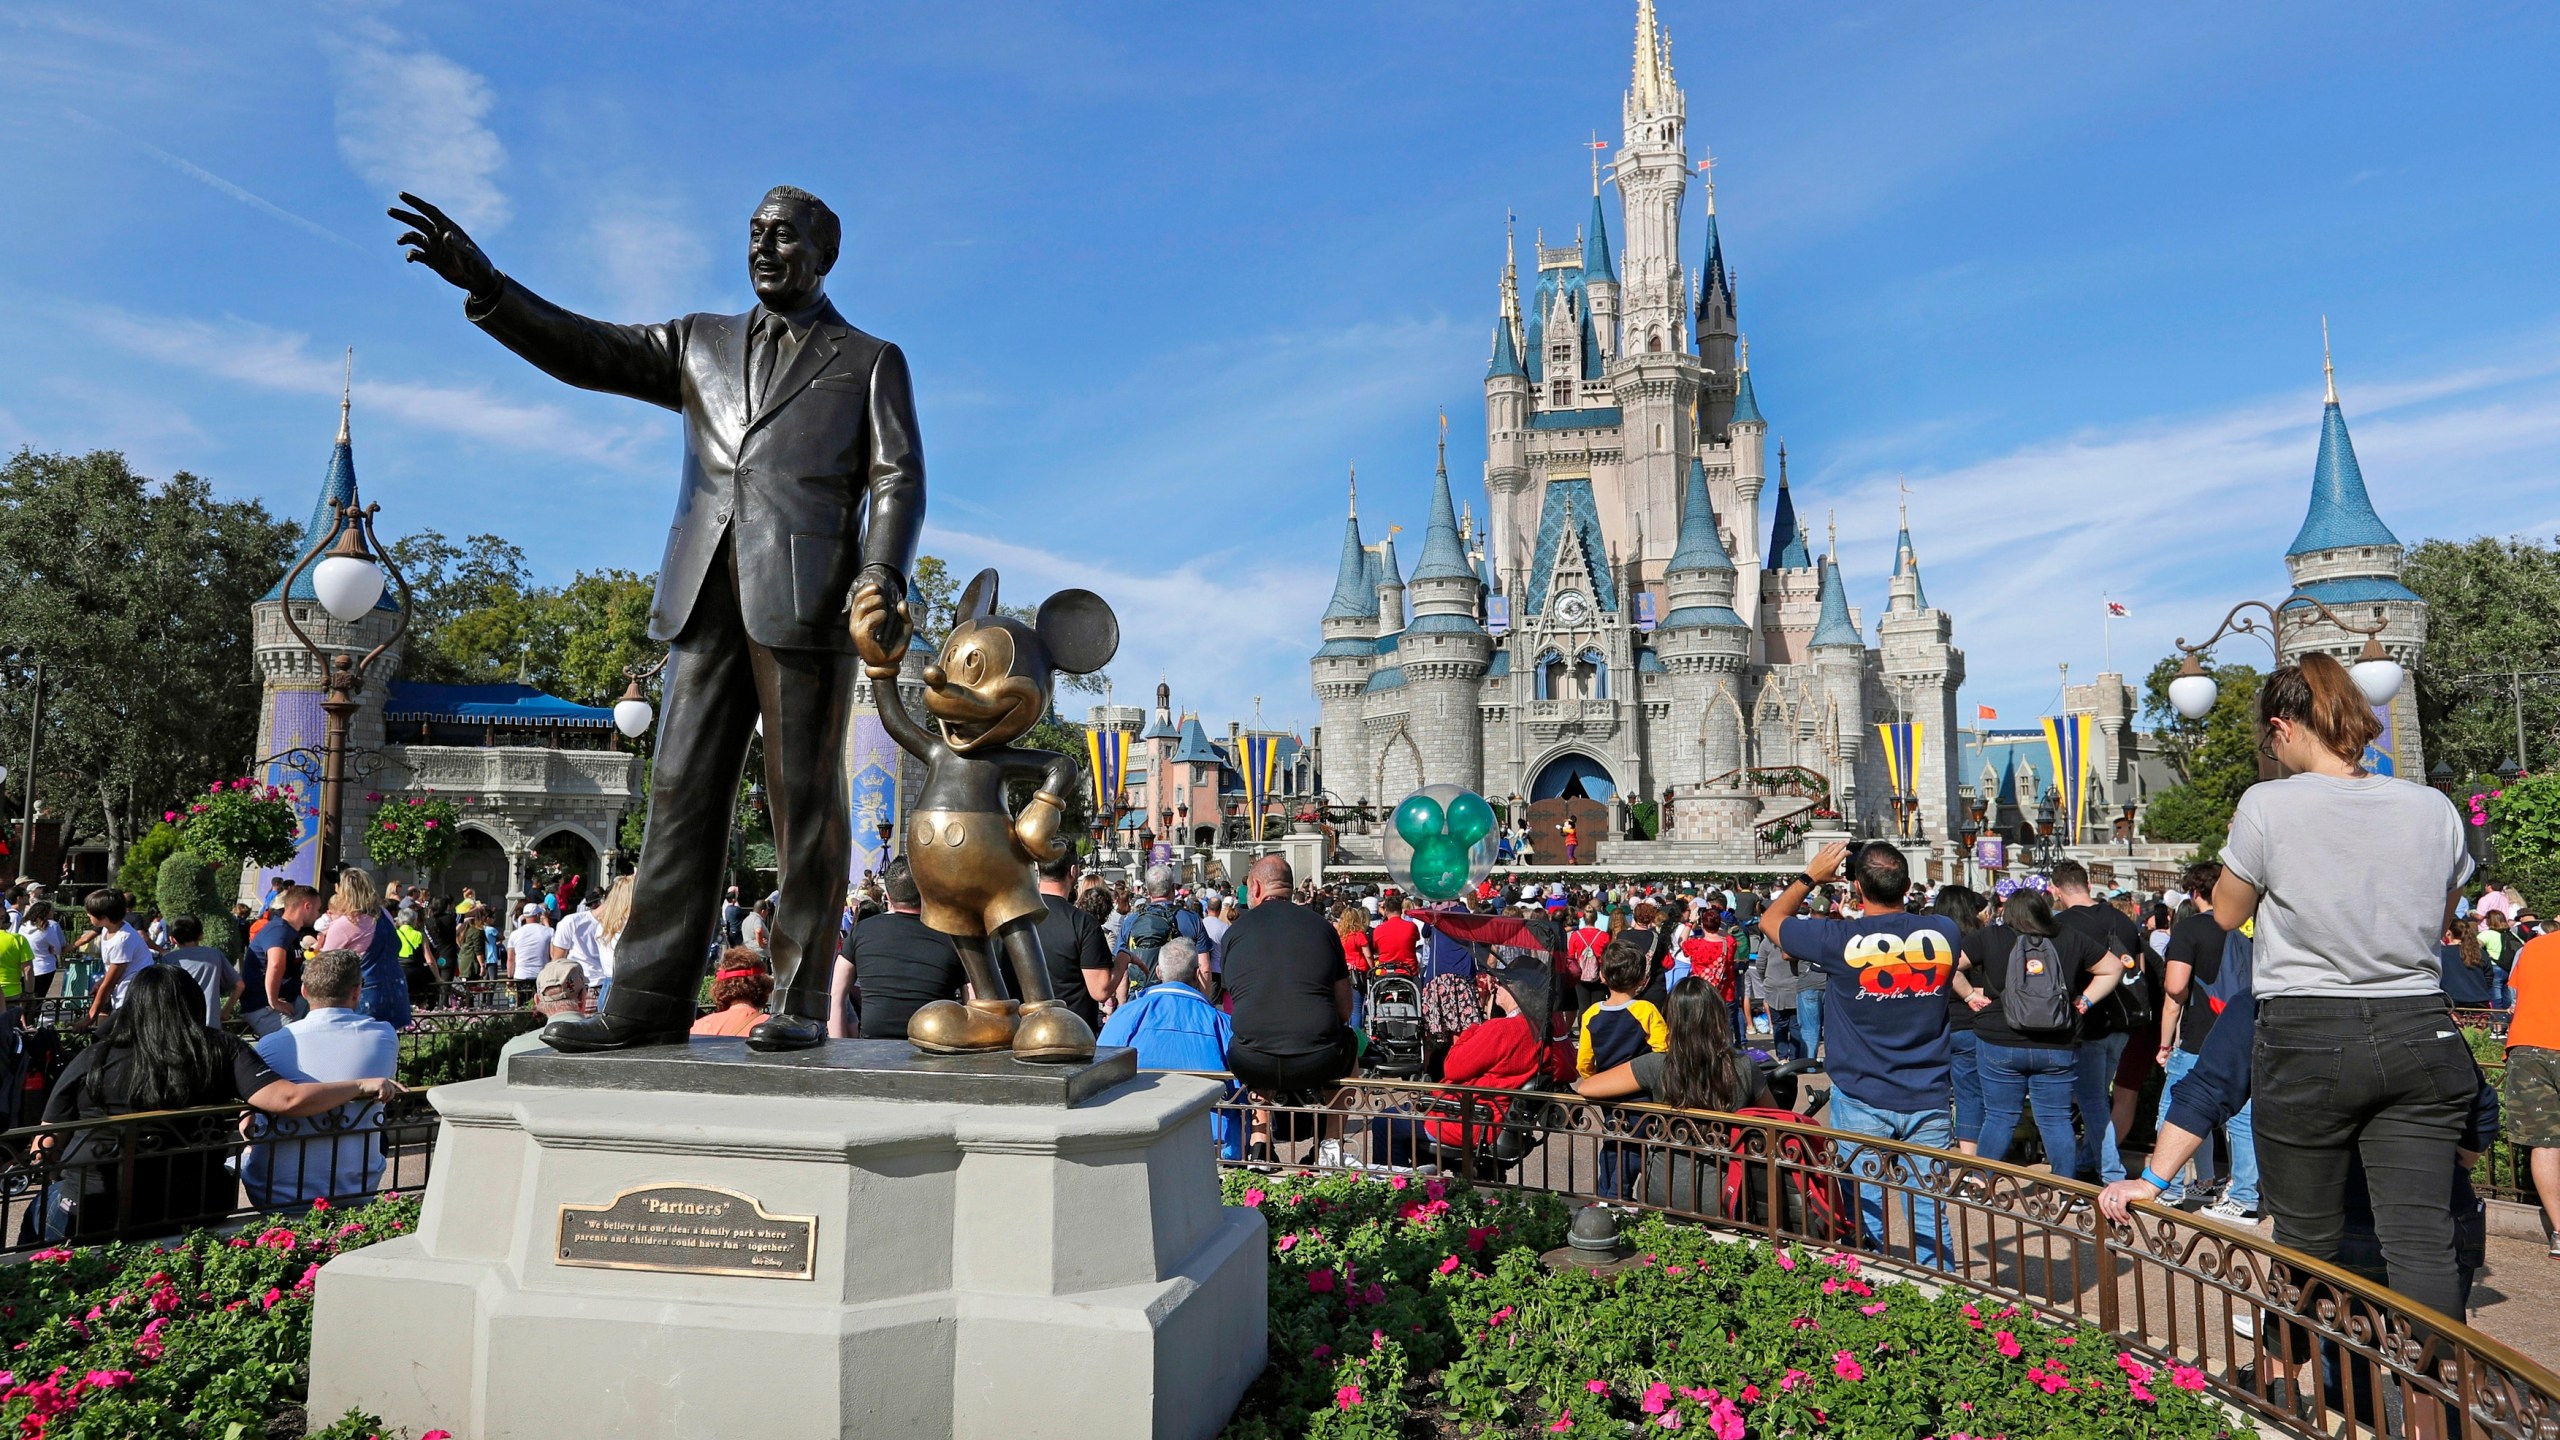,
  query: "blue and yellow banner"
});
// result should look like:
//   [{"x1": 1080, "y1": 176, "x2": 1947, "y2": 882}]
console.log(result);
[
  {"x1": 1085, "y1": 725, "x2": 1129, "y2": 826},
  {"x1": 1241, "y1": 733, "x2": 1283, "y2": 840},
  {"x1": 2041, "y1": 713, "x2": 2095, "y2": 846},
  {"x1": 1874, "y1": 721, "x2": 1923, "y2": 835}
]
